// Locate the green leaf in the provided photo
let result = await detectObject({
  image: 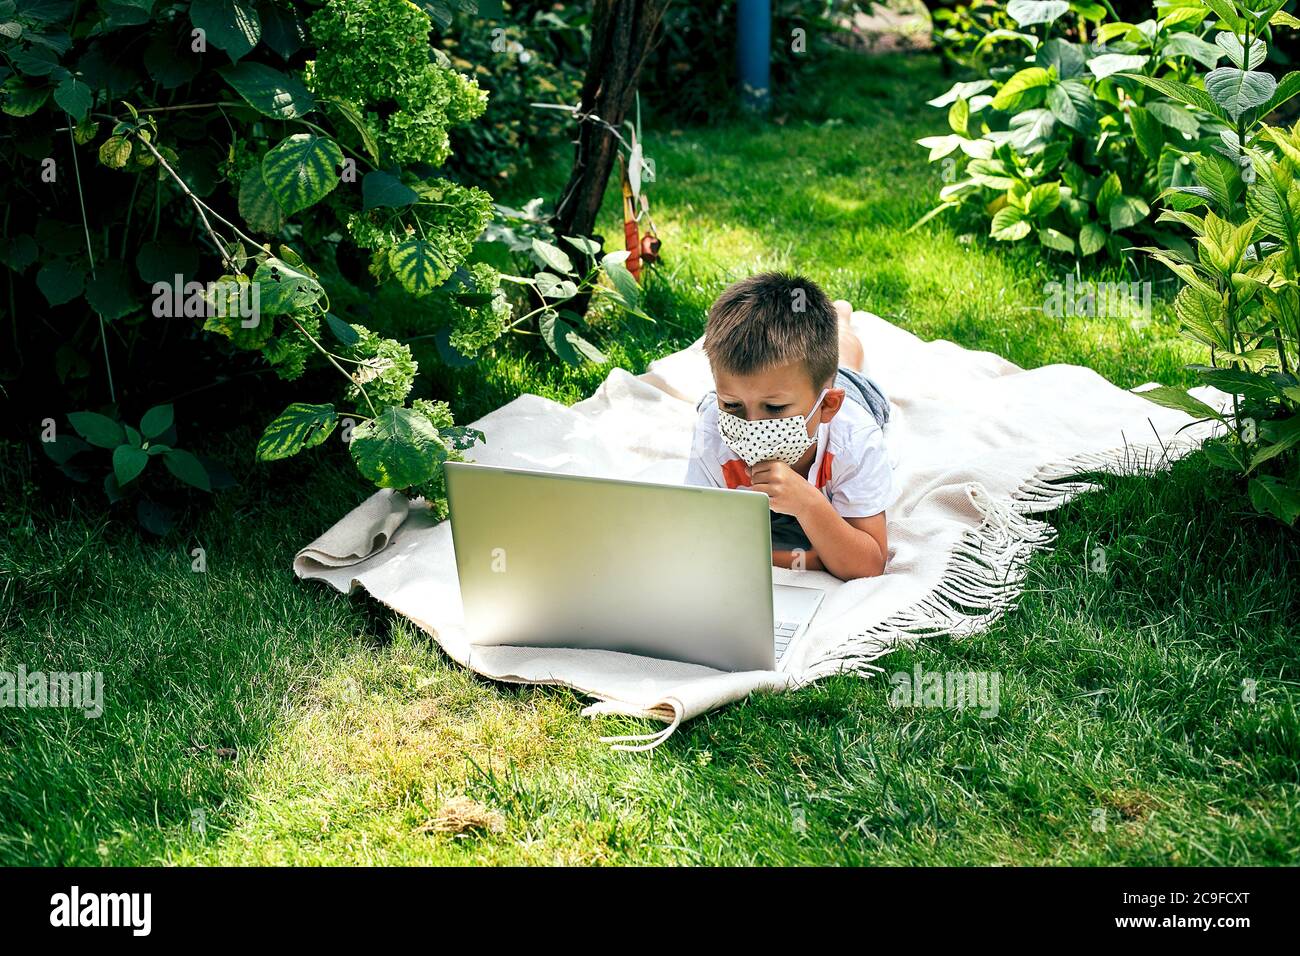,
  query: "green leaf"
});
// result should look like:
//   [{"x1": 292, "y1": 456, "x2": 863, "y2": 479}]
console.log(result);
[
  {"x1": 163, "y1": 449, "x2": 211, "y2": 491},
  {"x1": 600, "y1": 254, "x2": 649, "y2": 319},
  {"x1": 991, "y1": 67, "x2": 1051, "y2": 112},
  {"x1": 1120, "y1": 73, "x2": 1227, "y2": 122},
  {"x1": 1249, "y1": 475, "x2": 1300, "y2": 523},
  {"x1": 0, "y1": 234, "x2": 37, "y2": 272},
  {"x1": 948, "y1": 97, "x2": 969, "y2": 136},
  {"x1": 437, "y1": 426, "x2": 485, "y2": 451},
  {"x1": 256, "y1": 403, "x2": 338, "y2": 461},
  {"x1": 1079, "y1": 222, "x2": 1107, "y2": 256},
  {"x1": 1109, "y1": 195, "x2": 1150, "y2": 231},
  {"x1": 918, "y1": 134, "x2": 963, "y2": 161},
  {"x1": 1191, "y1": 153, "x2": 1239, "y2": 213},
  {"x1": 1202, "y1": 0, "x2": 1244, "y2": 32},
  {"x1": 139, "y1": 403, "x2": 173, "y2": 439},
  {"x1": 1095, "y1": 171, "x2": 1122, "y2": 218},
  {"x1": 253, "y1": 255, "x2": 323, "y2": 315},
  {"x1": 68, "y1": 411, "x2": 126, "y2": 449},
  {"x1": 260, "y1": 133, "x2": 343, "y2": 215},
  {"x1": 389, "y1": 239, "x2": 448, "y2": 297},
  {"x1": 540, "y1": 311, "x2": 608, "y2": 365},
  {"x1": 1088, "y1": 54, "x2": 1148, "y2": 80},
  {"x1": 1245, "y1": 153, "x2": 1298, "y2": 247},
  {"x1": 217, "y1": 61, "x2": 315, "y2": 119},
  {"x1": 98, "y1": 134, "x2": 132, "y2": 169},
  {"x1": 1174, "y1": 285, "x2": 1232, "y2": 348},
  {"x1": 1215, "y1": 31, "x2": 1266, "y2": 71},
  {"x1": 1259, "y1": 70, "x2": 1300, "y2": 115},
  {"x1": 349, "y1": 406, "x2": 446, "y2": 489},
  {"x1": 562, "y1": 235, "x2": 603, "y2": 256},
  {"x1": 1129, "y1": 107, "x2": 1164, "y2": 163},
  {"x1": 0, "y1": 76, "x2": 49, "y2": 117},
  {"x1": 113, "y1": 444, "x2": 149, "y2": 486},
  {"x1": 1136, "y1": 385, "x2": 1225, "y2": 421},
  {"x1": 531, "y1": 238, "x2": 574, "y2": 275},
  {"x1": 928, "y1": 79, "x2": 995, "y2": 108},
  {"x1": 53, "y1": 75, "x2": 91, "y2": 119},
  {"x1": 1006, "y1": 108, "x2": 1056, "y2": 152},
  {"x1": 326, "y1": 312, "x2": 361, "y2": 347},
  {"x1": 990, "y1": 206, "x2": 1031, "y2": 241},
  {"x1": 1025, "y1": 181, "x2": 1061, "y2": 217},
  {"x1": 36, "y1": 260, "x2": 84, "y2": 306},
  {"x1": 1035, "y1": 37, "x2": 1085, "y2": 79},
  {"x1": 1046, "y1": 79, "x2": 1096, "y2": 133},
  {"x1": 1202, "y1": 437, "x2": 1244, "y2": 471},
  {"x1": 85, "y1": 263, "x2": 136, "y2": 320},
  {"x1": 1006, "y1": 0, "x2": 1068, "y2": 27},
  {"x1": 1251, "y1": 416, "x2": 1300, "y2": 468},
  {"x1": 1147, "y1": 101, "x2": 1201, "y2": 137},
  {"x1": 1159, "y1": 33, "x2": 1224, "y2": 70},
  {"x1": 189, "y1": 0, "x2": 261, "y2": 61},
  {"x1": 362, "y1": 170, "x2": 419, "y2": 210},
  {"x1": 238, "y1": 165, "x2": 285, "y2": 234},
  {"x1": 1038, "y1": 226, "x2": 1075, "y2": 253},
  {"x1": 534, "y1": 271, "x2": 577, "y2": 301},
  {"x1": 1205, "y1": 67, "x2": 1276, "y2": 119},
  {"x1": 323, "y1": 97, "x2": 380, "y2": 163}
]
